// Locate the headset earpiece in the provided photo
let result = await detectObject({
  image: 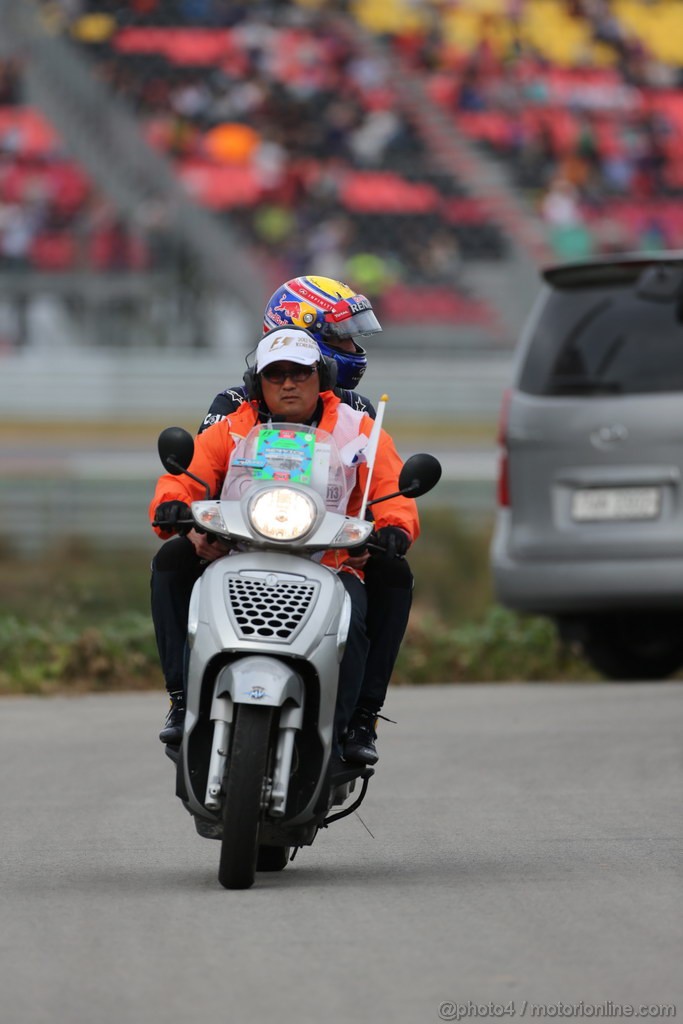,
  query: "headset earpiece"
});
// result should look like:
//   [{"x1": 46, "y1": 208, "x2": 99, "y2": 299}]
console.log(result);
[
  {"x1": 319, "y1": 355, "x2": 338, "y2": 391},
  {"x1": 242, "y1": 366, "x2": 262, "y2": 401}
]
